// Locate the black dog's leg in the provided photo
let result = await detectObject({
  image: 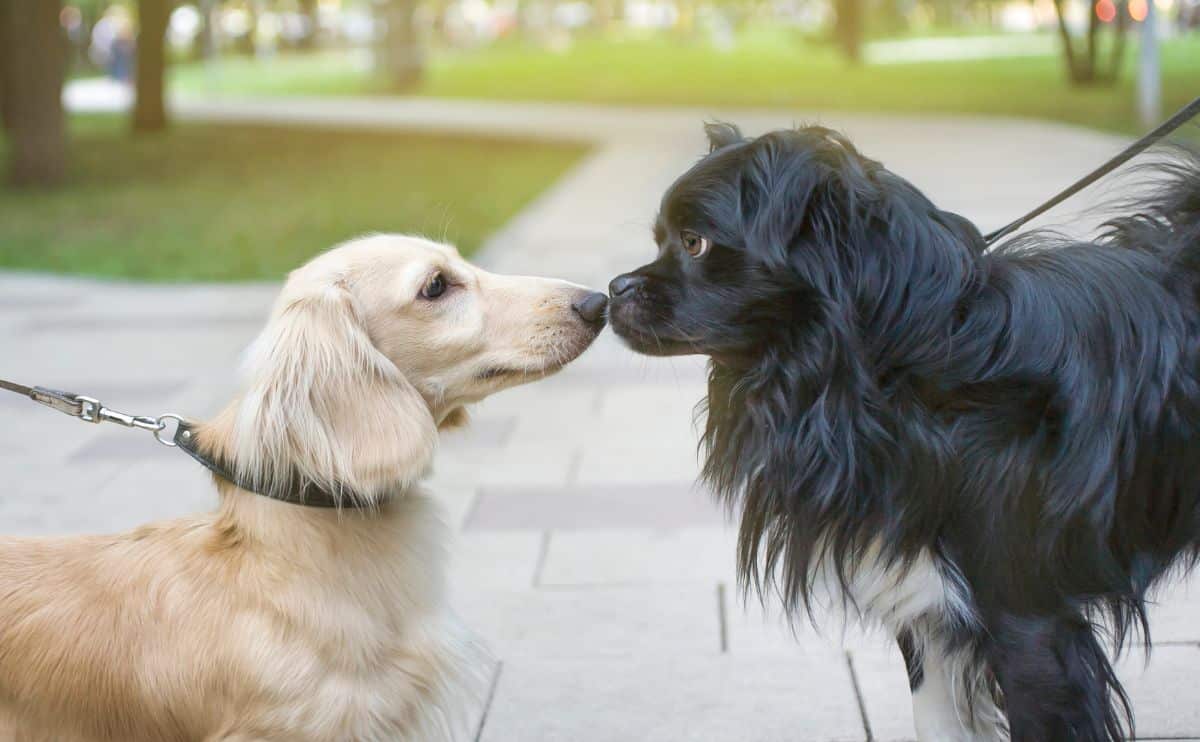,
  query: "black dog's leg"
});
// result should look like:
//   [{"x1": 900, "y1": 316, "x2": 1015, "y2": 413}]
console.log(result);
[
  {"x1": 900, "y1": 628, "x2": 1002, "y2": 740},
  {"x1": 990, "y1": 612, "x2": 1130, "y2": 742}
]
